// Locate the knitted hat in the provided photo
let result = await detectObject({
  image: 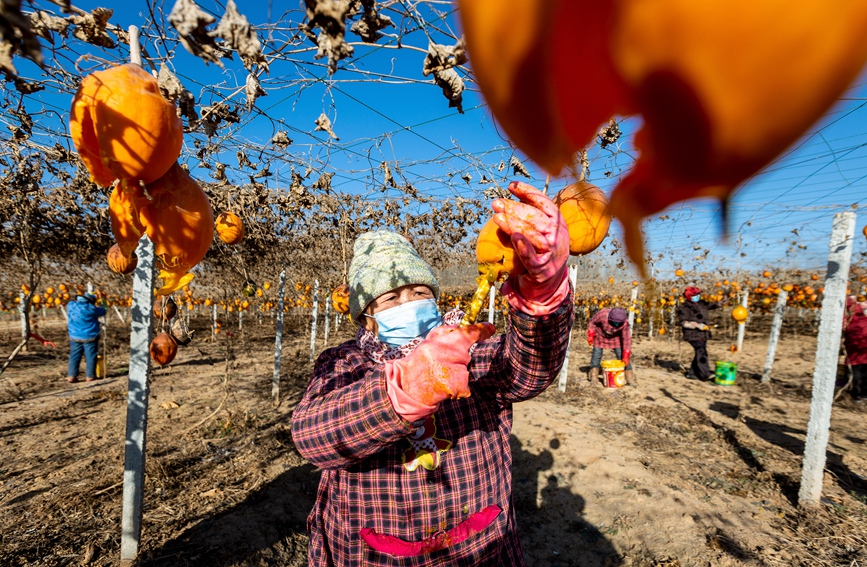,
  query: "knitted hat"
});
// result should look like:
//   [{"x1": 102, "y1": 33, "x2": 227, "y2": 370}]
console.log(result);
[
  {"x1": 608, "y1": 307, "x2": 628, "y2": 324},
  {"x1": 683, "y1": 286, "x2": 701, "y2": 299},
  {"x1": 348, "y1": 231, "x2": 439, "y2": 322}
]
